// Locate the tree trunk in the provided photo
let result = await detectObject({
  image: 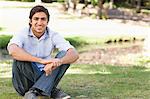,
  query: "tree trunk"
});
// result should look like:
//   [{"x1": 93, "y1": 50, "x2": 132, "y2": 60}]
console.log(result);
[
  {"x1": 97, "y1": 0, "x2": 104, "y2": 19},
  {"x1": 136, "y1": 0, "x2": 141, "y2": 13},
  {"x1": 109, "y1": 0, "x2": 114, "y2": 9}
]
